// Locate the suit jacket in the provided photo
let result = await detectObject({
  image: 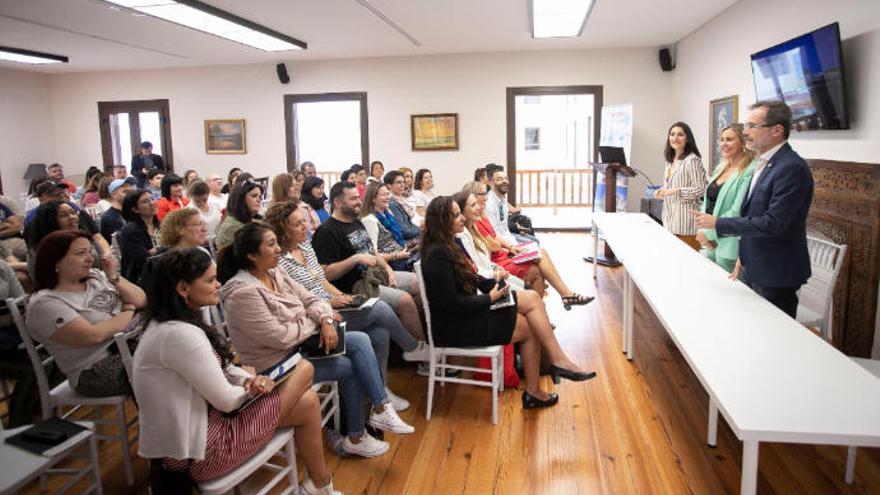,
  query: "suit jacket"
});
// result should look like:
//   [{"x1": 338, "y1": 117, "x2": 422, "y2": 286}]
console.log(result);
[{"x1": 715, "y1": 142, "x2": 813, "y2": 287}]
